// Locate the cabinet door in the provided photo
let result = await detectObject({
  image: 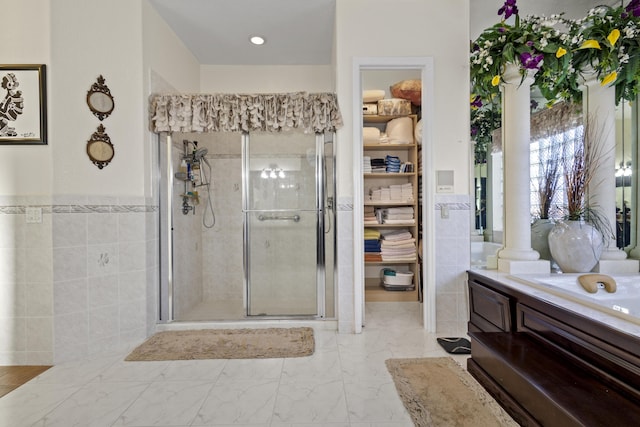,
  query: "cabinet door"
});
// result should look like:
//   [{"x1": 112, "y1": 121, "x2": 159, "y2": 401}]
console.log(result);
[{"x1": 468, "y1": 280, "x2": 513, "y2": 332}]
